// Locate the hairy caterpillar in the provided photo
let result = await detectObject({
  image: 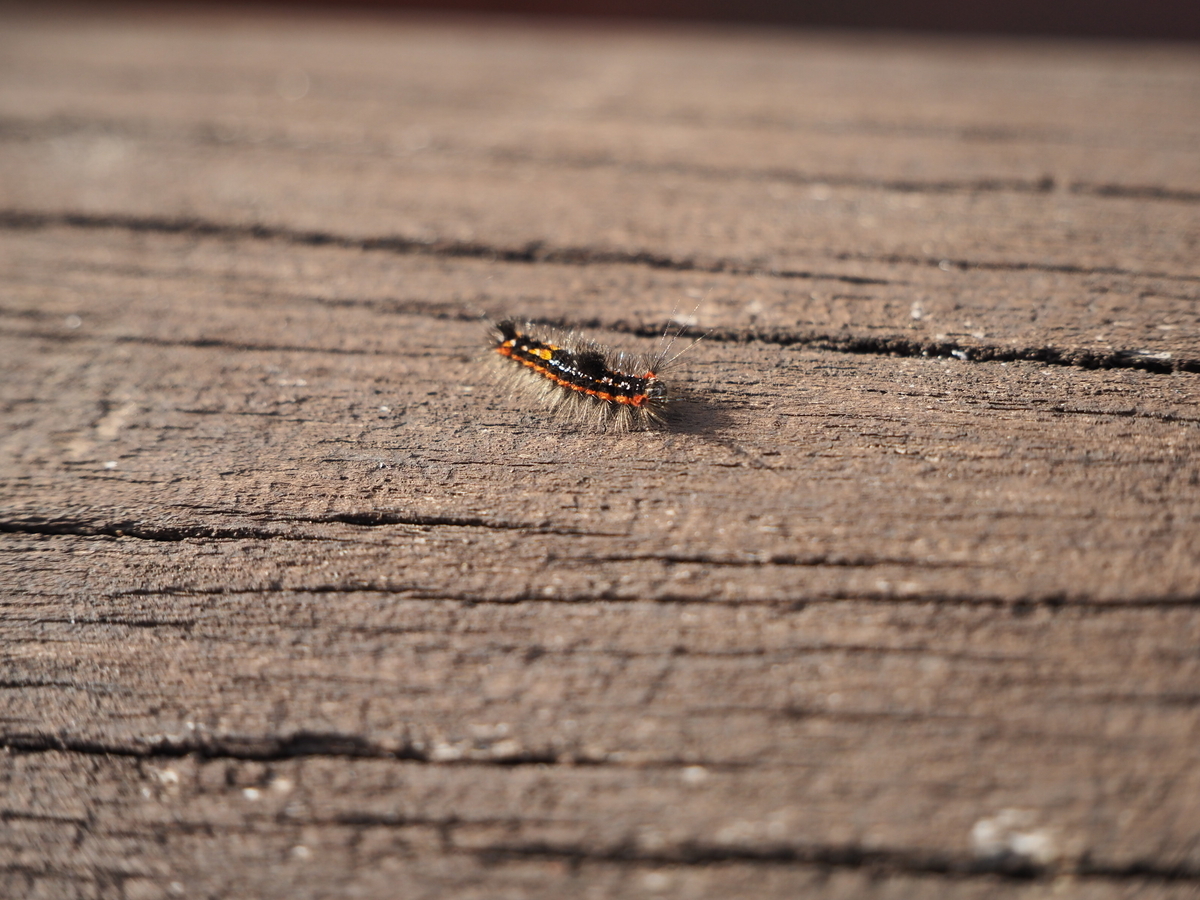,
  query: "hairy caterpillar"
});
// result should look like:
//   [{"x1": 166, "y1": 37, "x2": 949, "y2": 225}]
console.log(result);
[{"x1": 488, "y1": 317, "x2": 697, "y2": 430}]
